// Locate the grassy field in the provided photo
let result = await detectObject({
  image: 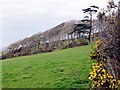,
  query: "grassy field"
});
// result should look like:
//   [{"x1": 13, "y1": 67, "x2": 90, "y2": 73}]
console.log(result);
[{"x1": 2, "y1": 45, "x2": 93, "y2": 88}]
